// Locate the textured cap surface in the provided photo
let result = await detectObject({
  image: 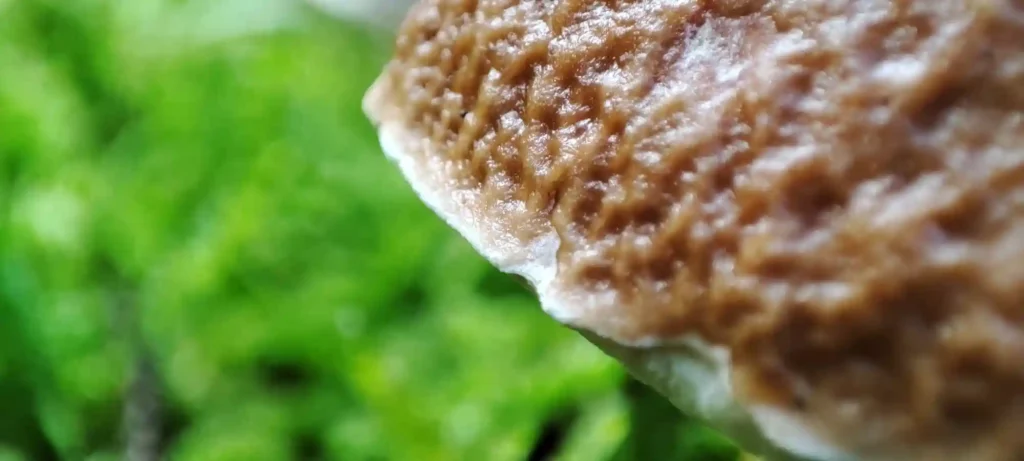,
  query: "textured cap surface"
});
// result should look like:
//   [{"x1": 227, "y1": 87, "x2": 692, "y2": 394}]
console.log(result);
[{"x1": 364, "y1": 0, "x2": 1024, "y2": 459}]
